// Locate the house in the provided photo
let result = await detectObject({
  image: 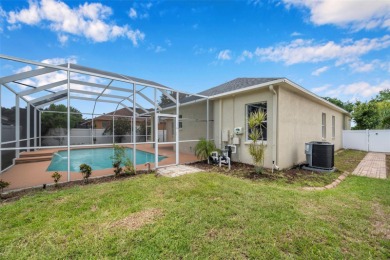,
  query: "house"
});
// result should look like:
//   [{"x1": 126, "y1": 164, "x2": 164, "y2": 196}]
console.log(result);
[
  {"x1": 163, "y1": 78, "x2": 351, "y2": 169},
  {"x1": 1, "y1": 115, "x2": 11, "y2": 125},
  {"x1": 83, "y1": 107, "x2": 150, "y2": 129}
]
